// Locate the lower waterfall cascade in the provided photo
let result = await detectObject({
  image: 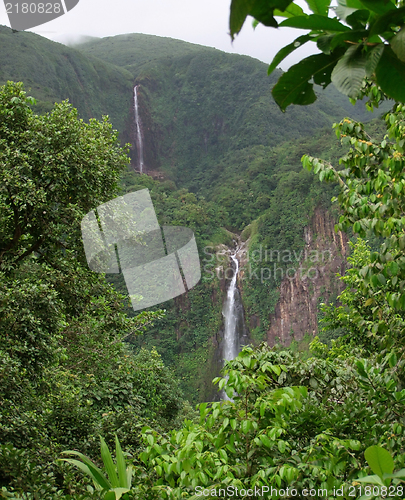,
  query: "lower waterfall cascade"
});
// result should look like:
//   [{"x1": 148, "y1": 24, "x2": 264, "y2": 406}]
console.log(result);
[{"x1": 221, "y1": 246, "x2": 248, "y2": 400}]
